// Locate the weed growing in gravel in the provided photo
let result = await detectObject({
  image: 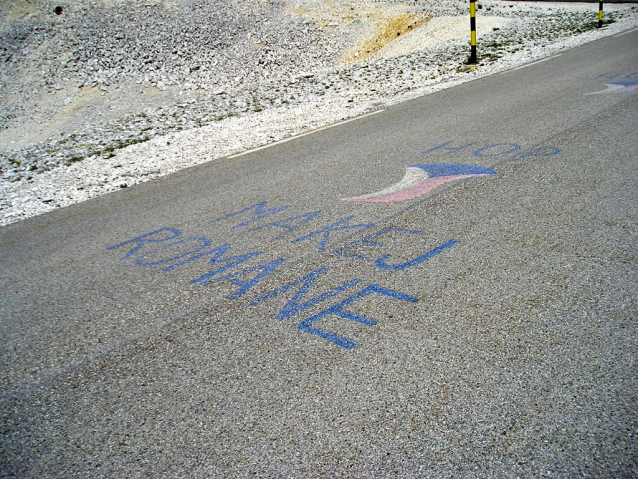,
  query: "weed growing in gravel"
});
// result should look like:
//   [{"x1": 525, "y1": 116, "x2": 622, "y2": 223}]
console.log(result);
[{"x1": 117, "y1": 137, "x2": 149, "y2": 149}]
